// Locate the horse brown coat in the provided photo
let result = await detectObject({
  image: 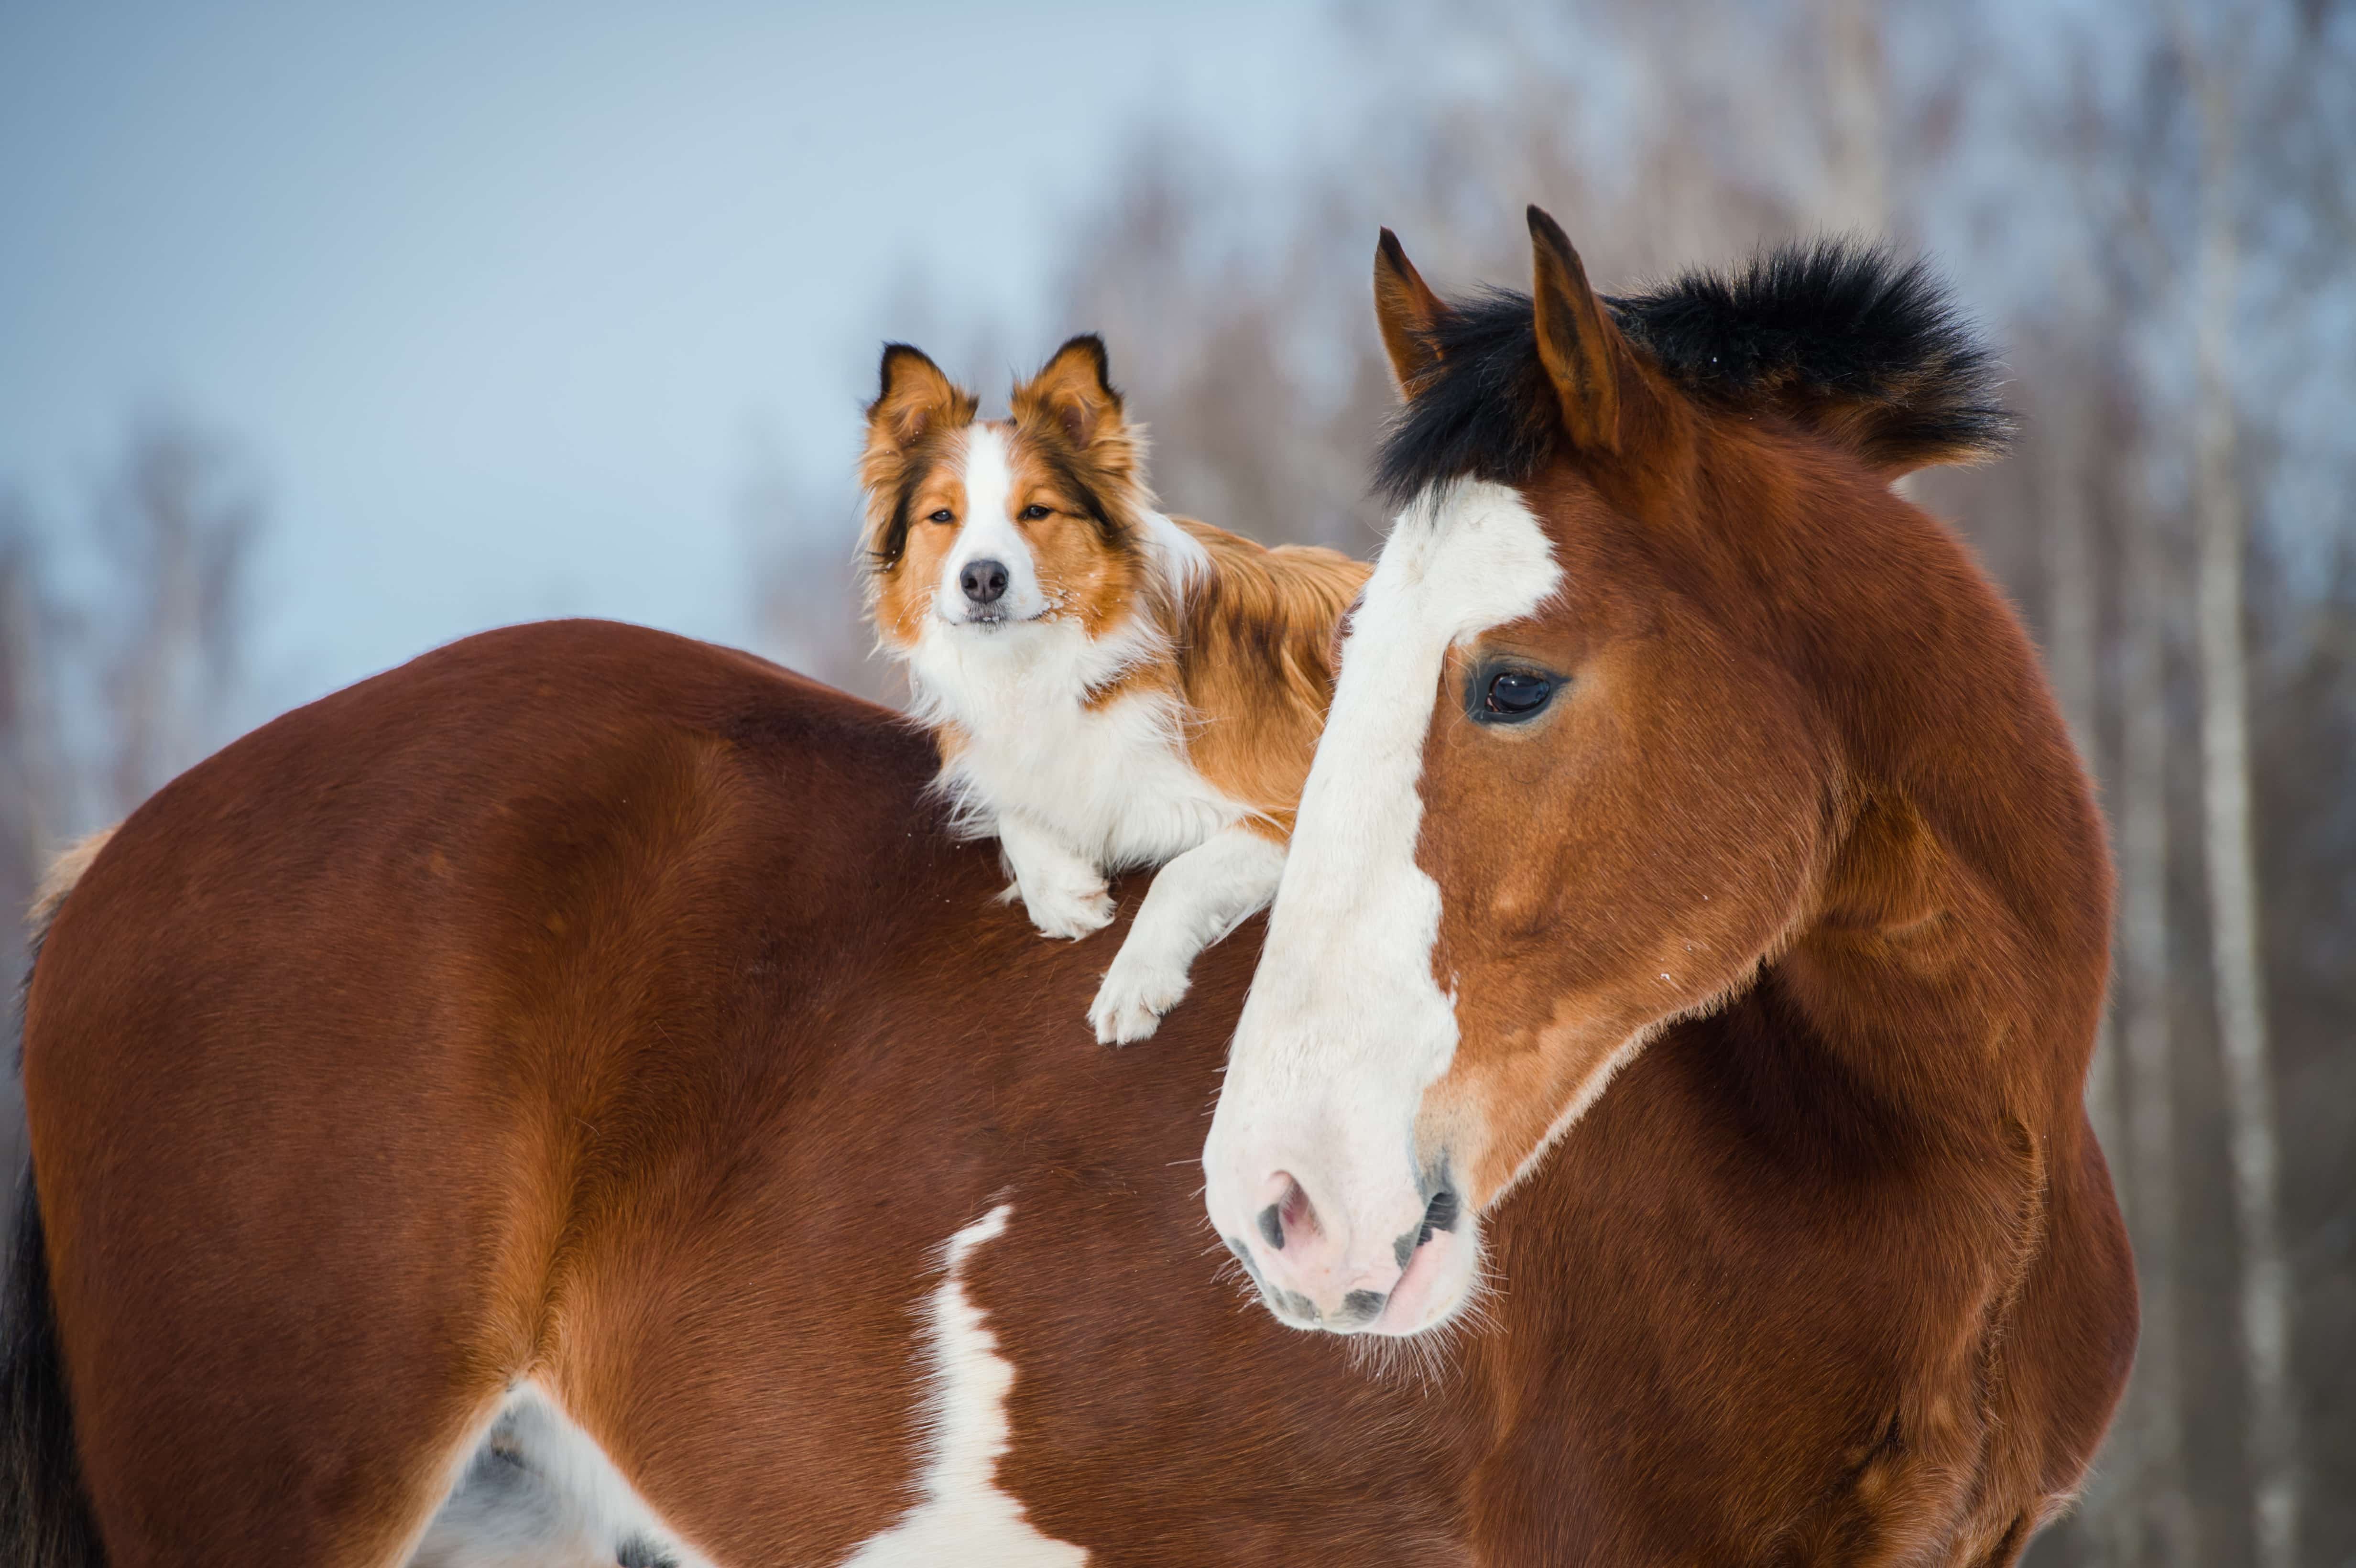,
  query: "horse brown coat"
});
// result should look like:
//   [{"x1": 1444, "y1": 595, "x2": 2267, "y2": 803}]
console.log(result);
[{"x1": 13, "y1": 614, "x2": 2132, "y2": 1564}]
